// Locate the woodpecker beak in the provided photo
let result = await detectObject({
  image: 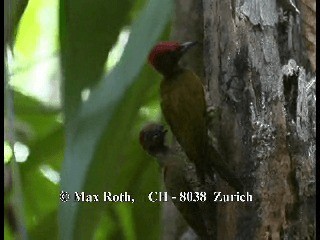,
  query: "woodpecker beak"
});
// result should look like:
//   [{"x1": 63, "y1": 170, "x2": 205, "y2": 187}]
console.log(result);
[
  {"x1": 179, "y1": 41, "x2": 198, "y2": 55},
  {"x1": 158, "y1": 125, "x2": 168, "y2": 135}
]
